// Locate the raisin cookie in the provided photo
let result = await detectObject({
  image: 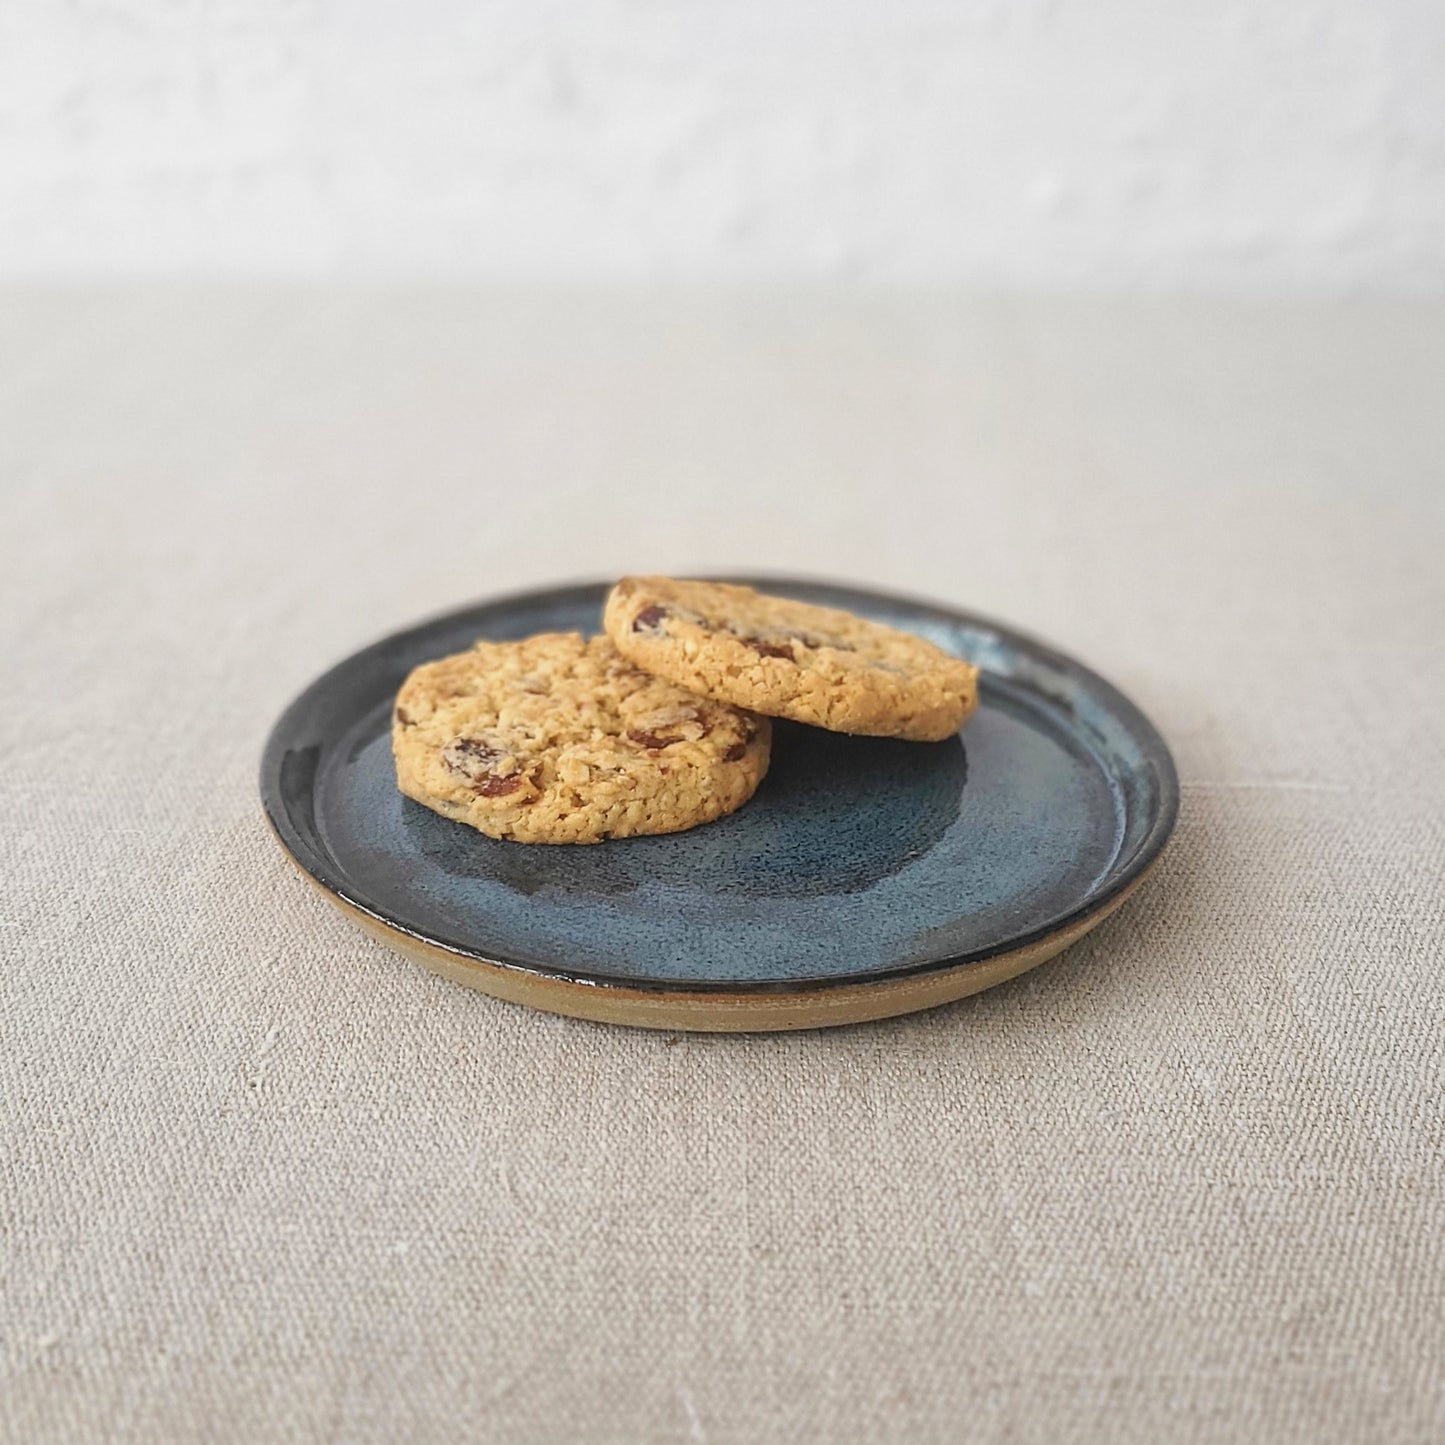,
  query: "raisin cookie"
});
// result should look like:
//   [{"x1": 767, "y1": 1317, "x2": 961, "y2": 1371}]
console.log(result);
[
  {"x1": 603, "y1": 577, "x2": 978, "y2": 742},
  {"x1": 392, "y1": 632, "x2": 770, "y2": 844}
]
